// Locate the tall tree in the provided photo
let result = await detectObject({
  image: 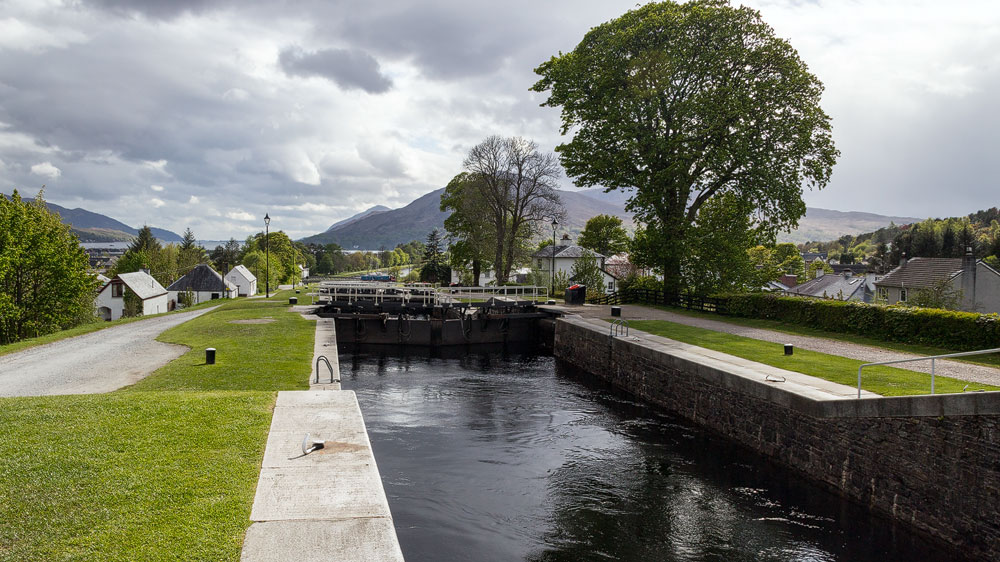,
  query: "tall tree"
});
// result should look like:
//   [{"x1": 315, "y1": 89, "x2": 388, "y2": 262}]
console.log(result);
[
  {"x1": 420, "y1": 229, "x2": 449, "y2": 284},
  {"x1": 441, "y1": 172, "x2": 496, "y2": 285},
  {"x1": 210, "y1": 238, "x2": 243, "y2": 272},
  {"x1": 578, "y1": 214, "x2": 630, "y2": 257},
  {"x1": 461, "y1": 135, "x2": 565, "y2": 284},
  {"x1": 0, "y1": 190, "x2": 98, "y2": 344},
  {"x1": 177, "y1": 228, "x2": 206, "y2": 274},
  {"x1": 532, "y1": 0, "x2": 839, "y2": 295}
]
